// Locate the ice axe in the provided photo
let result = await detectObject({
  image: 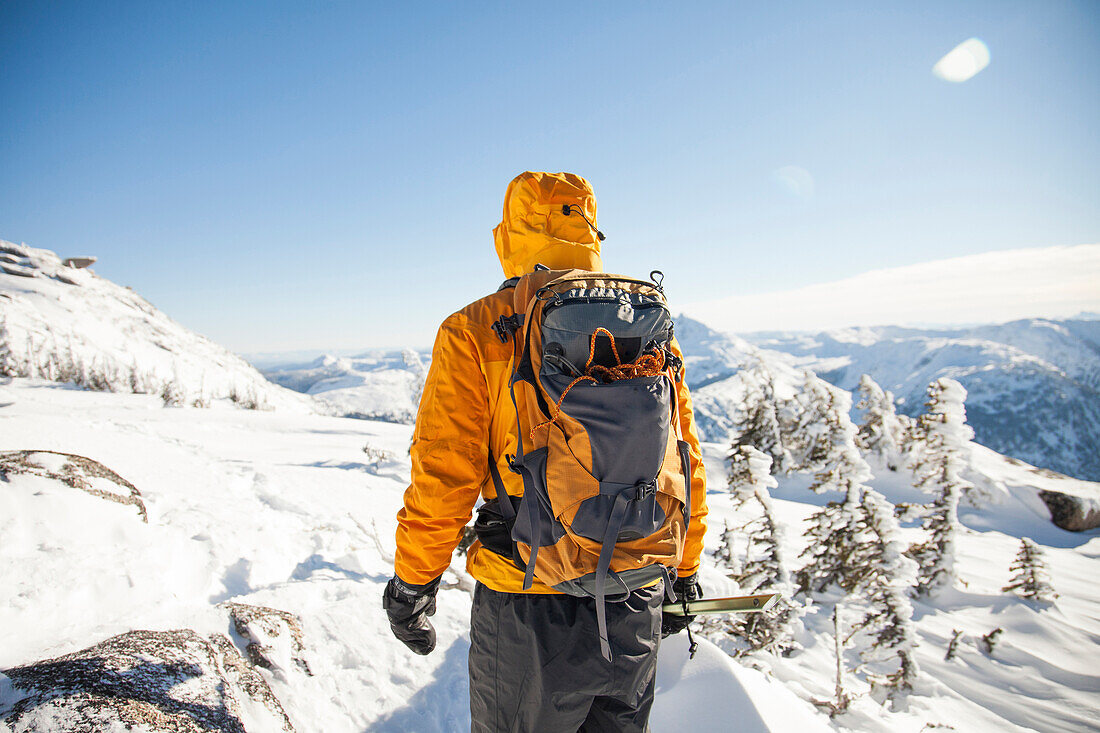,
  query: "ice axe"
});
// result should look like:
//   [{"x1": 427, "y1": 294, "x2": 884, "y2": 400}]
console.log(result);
[{"x1": 662, "y1": 592, "x2": 779, "y2": 616}]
